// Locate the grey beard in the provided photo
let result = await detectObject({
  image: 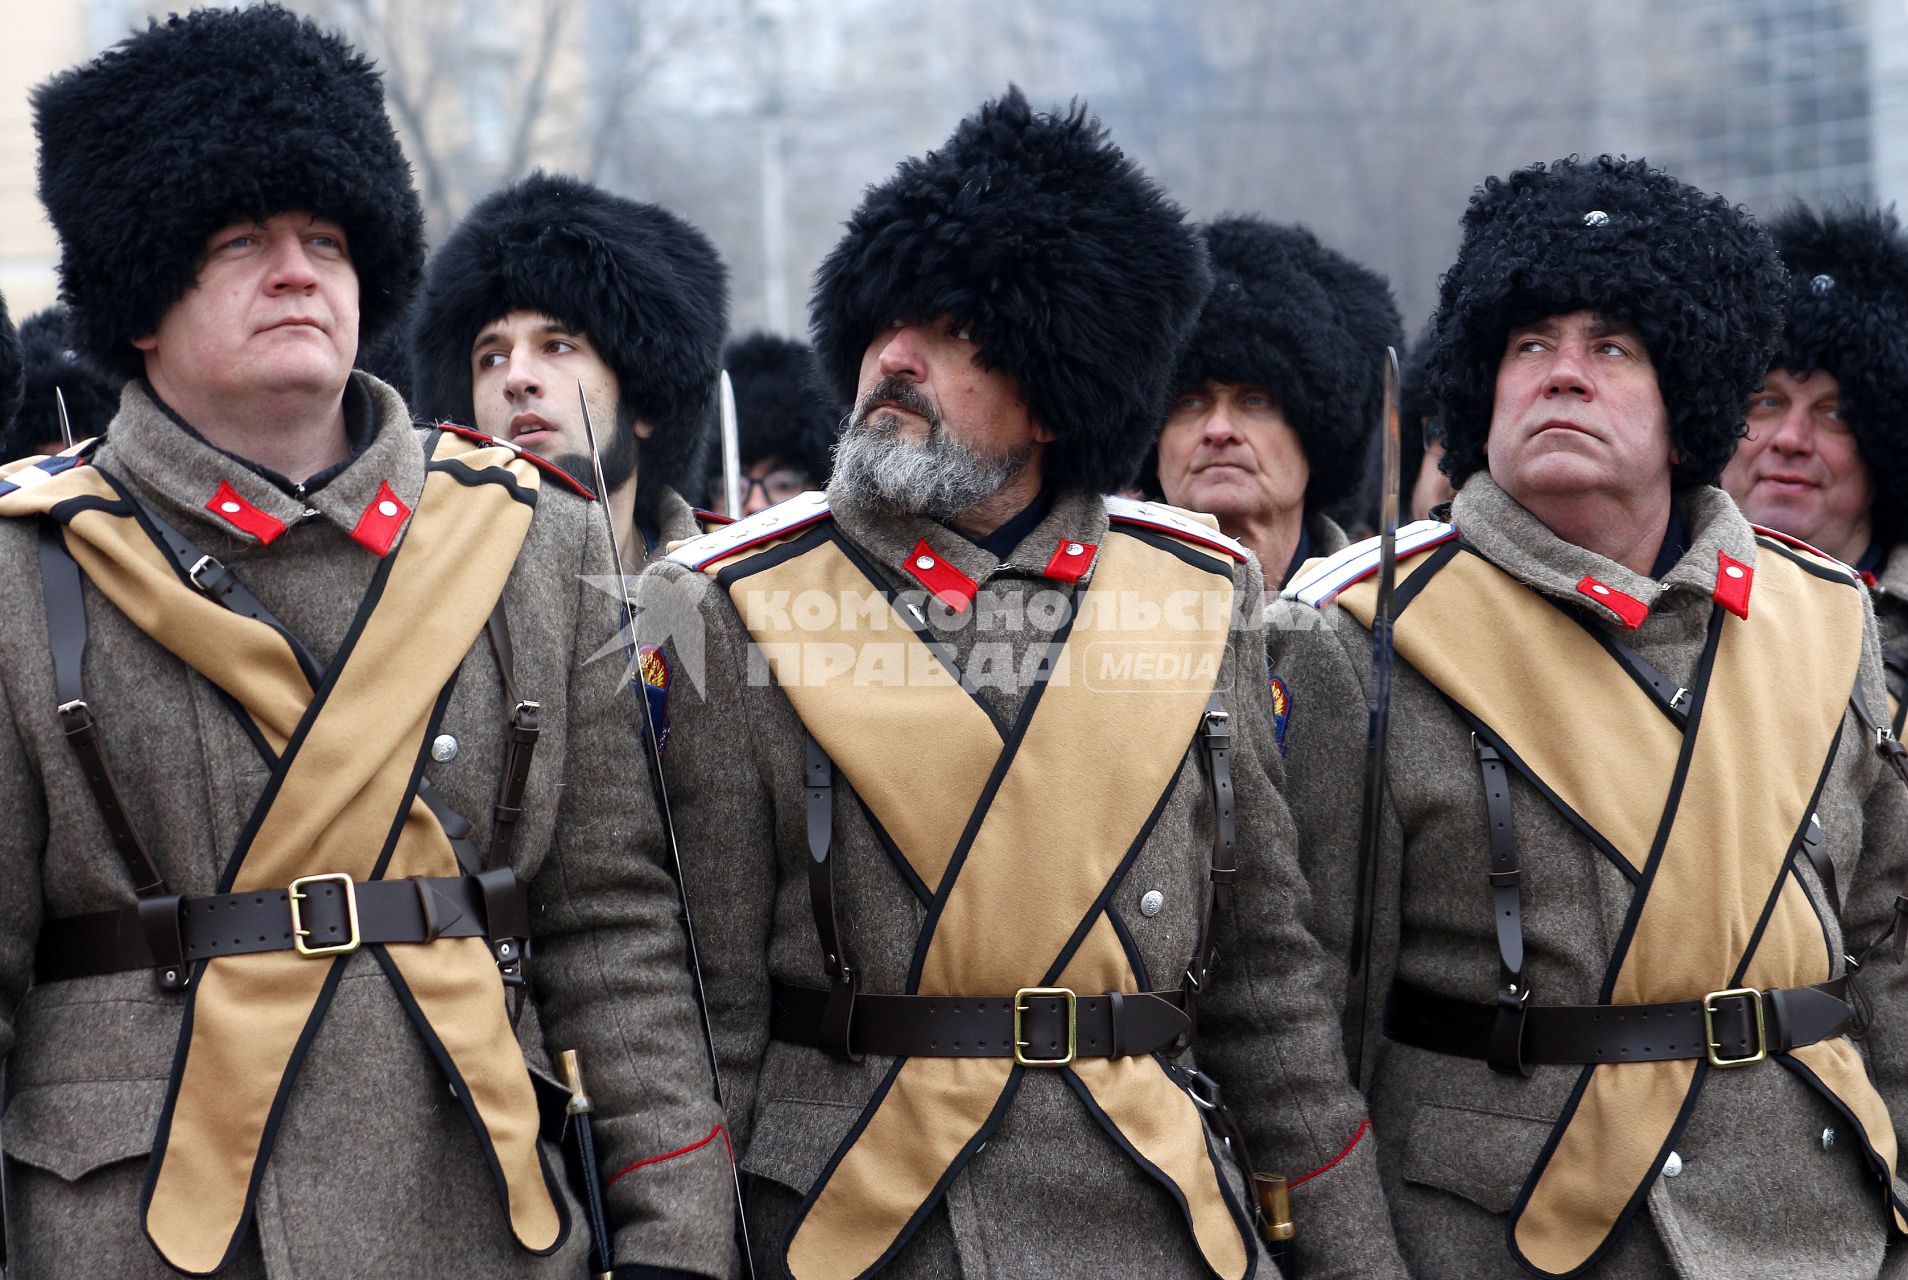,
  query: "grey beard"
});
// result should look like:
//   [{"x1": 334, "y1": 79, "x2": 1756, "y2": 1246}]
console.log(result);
[{"x1": 832, "y1": 410, "x2": 1030, "y2": 520}]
